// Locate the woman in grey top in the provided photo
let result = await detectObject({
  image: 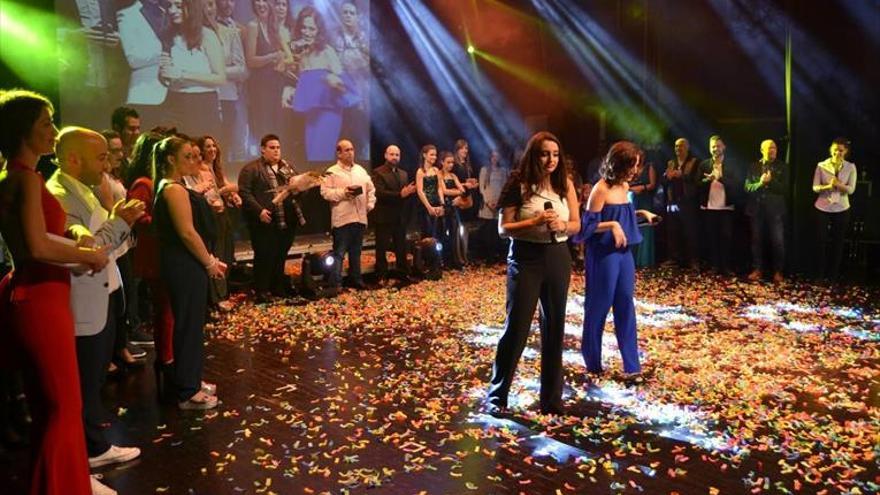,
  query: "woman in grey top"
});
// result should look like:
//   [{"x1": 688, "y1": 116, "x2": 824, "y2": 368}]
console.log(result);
[{"x1": 812, "y1": 137, "x2": 857, "y2": 280}]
